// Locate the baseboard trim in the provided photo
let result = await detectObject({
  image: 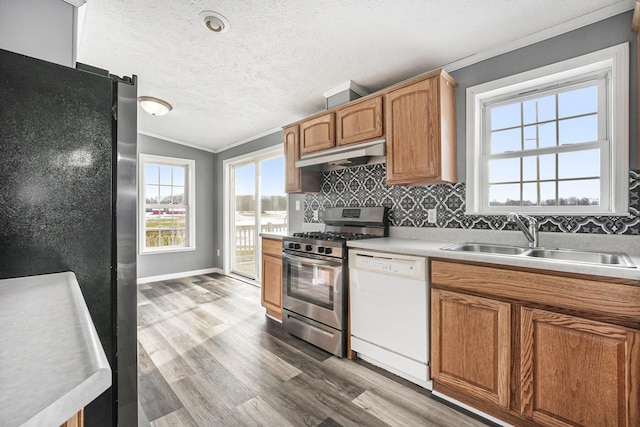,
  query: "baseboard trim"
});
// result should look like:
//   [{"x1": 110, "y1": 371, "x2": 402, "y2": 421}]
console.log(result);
[{"x1": 137, "y1": 267, "x2": 223, "y2": 284}]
